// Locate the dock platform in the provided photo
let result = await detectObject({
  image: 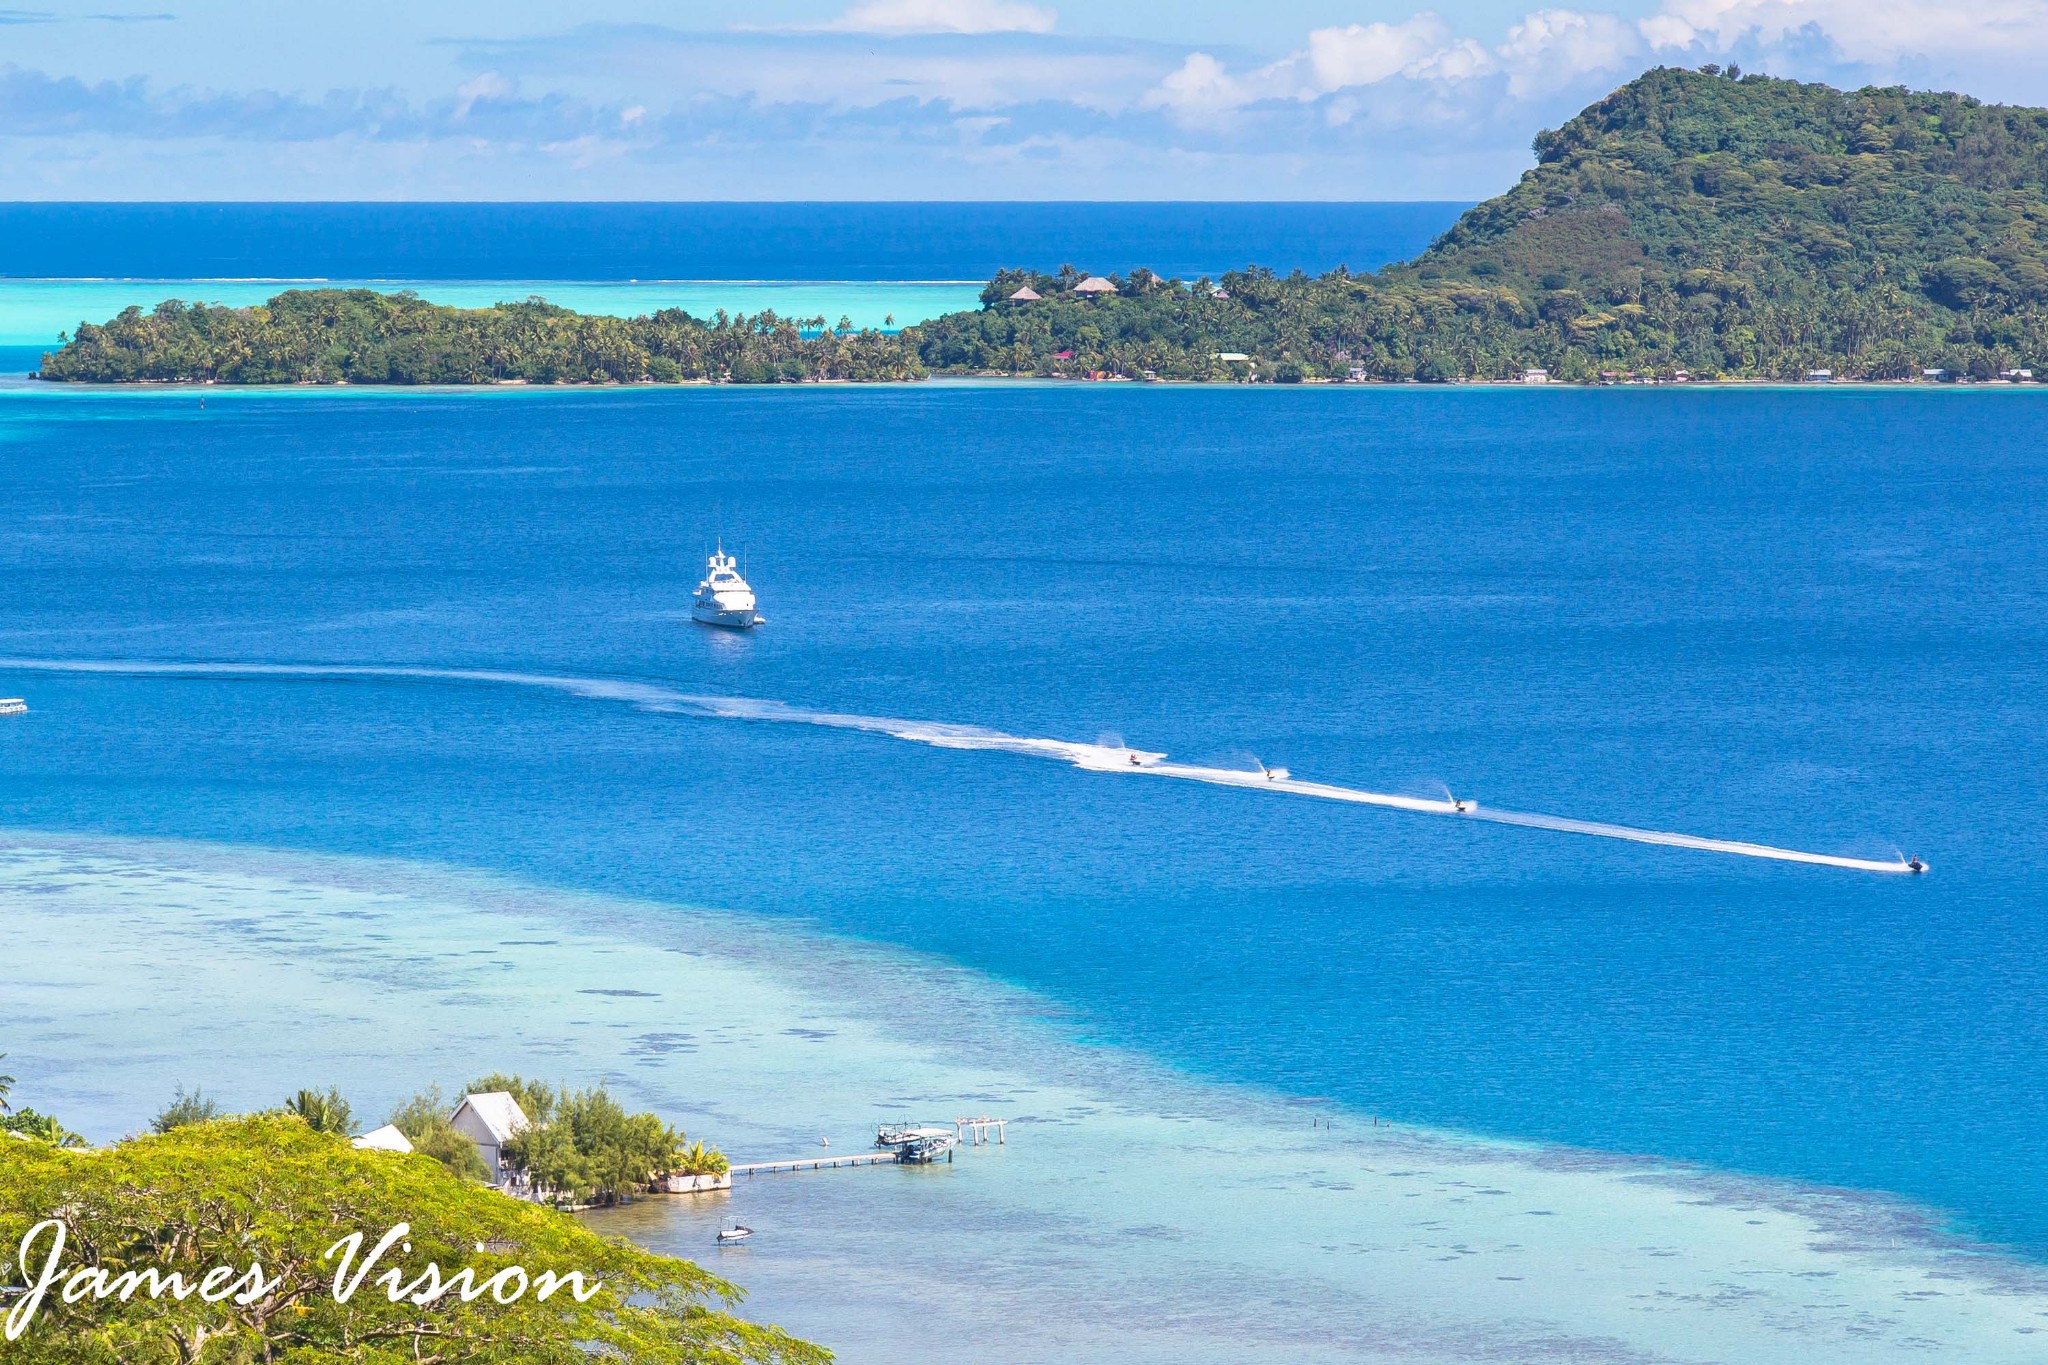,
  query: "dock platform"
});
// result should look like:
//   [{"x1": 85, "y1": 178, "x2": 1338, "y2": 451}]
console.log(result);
[{"x1": 729, "y1": 1152, "x2": 900, "y2": 1176}]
